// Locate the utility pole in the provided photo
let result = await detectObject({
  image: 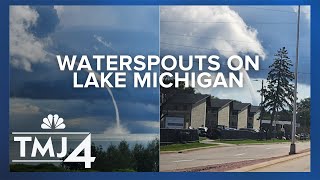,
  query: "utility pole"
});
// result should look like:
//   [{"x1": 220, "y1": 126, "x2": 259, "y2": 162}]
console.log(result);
[
  {"x1": 289, "y1": 5, "x2": 300, "y2": 155},
  {"x1": 253, "y1": 79, "x2": 264, "y2": 132},
  {"x1": 259, "y1": 80, "x2": 264, "y2": 132}
]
